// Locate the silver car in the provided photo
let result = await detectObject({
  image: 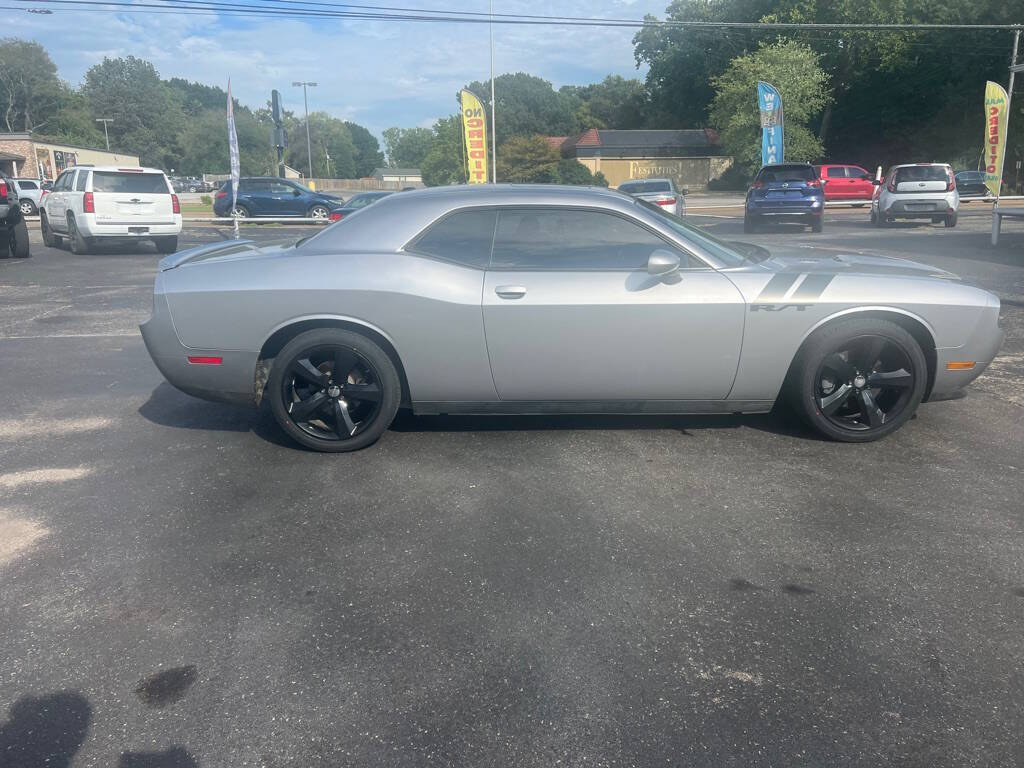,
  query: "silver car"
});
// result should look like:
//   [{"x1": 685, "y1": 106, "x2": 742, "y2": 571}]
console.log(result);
[
  {"x1": 141, "y1": 184, "x2": 1002, "y2": 452},
  {"x1": 617, "y1": 178, "x2": 684, "y2": 216},
  {"x1": 872, "y1": 163, "x2": 960, "y2": 227}
]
